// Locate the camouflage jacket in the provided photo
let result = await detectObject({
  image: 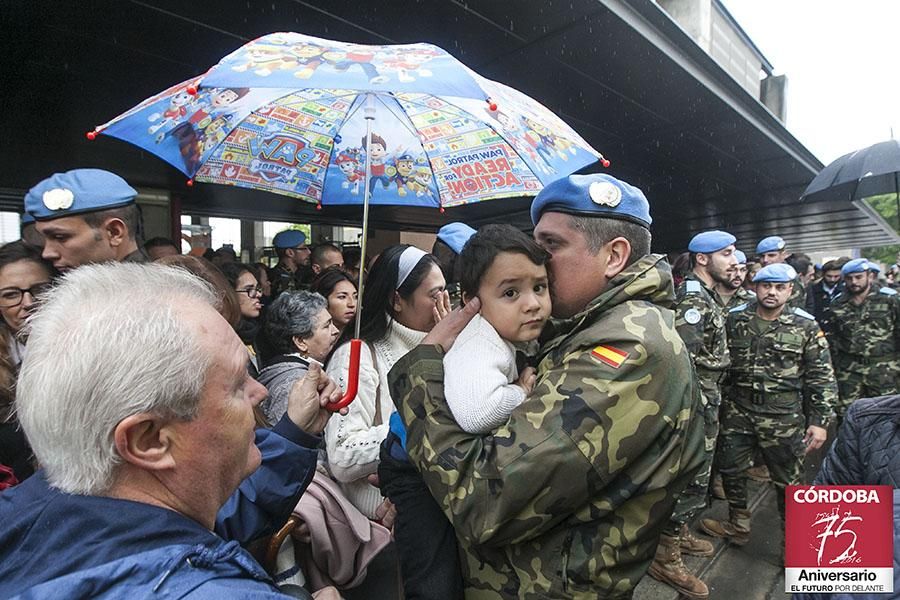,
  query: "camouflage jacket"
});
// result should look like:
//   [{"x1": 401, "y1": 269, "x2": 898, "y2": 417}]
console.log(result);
[
  {"x1": 268, "y1": 262, "x2": 306, "y2": 298},
  {"x1": 787, "y1": 276, "x2": 807, "y2": 310},
  {"x1": 821, "y1": 287, "x2": 900, "y2": 364},
  {"x1": 674, "y1": 272, "x2": 729, "y2": 383},
  {"x1": 389, "y1": 254, "x2": 705, "y2": 599},
  {"x1": 725, "y1": 302, "x2": 836, "y2": 426},
  {"x1": 719, "y1": 287, "x2": 755, "y2": 313}
]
